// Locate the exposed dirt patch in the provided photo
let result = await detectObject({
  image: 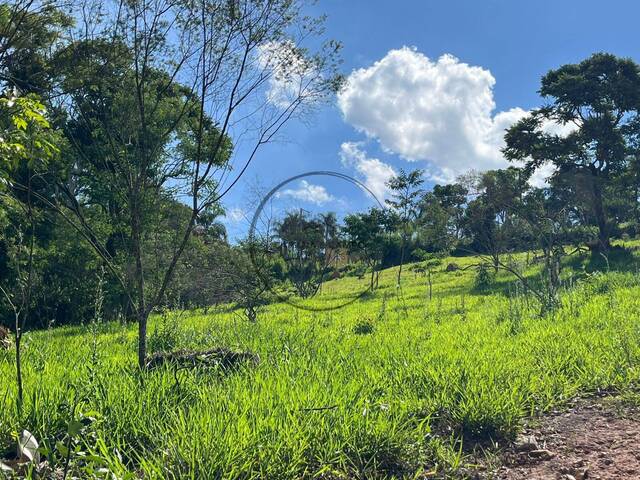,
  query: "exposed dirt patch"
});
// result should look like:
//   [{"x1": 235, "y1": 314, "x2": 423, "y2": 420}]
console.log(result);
[{"x1": 468, "y1": 396, "x2": 640, "y2": 479}]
